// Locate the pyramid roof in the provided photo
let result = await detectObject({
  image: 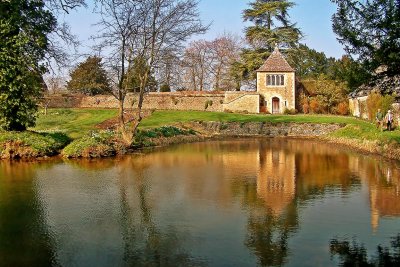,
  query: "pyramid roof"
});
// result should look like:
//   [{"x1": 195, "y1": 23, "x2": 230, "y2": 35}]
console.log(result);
[{"x1": 257, "y1": 47, "x2": 294, "y2": 72}]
